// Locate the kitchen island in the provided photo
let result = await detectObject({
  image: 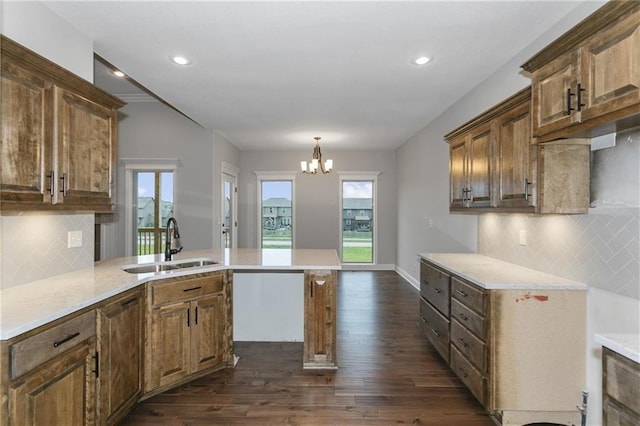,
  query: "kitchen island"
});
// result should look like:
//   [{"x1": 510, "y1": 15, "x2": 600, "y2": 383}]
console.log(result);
[{"x1": 0, "y1": 248, "x2": 340, "y2": 425}]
